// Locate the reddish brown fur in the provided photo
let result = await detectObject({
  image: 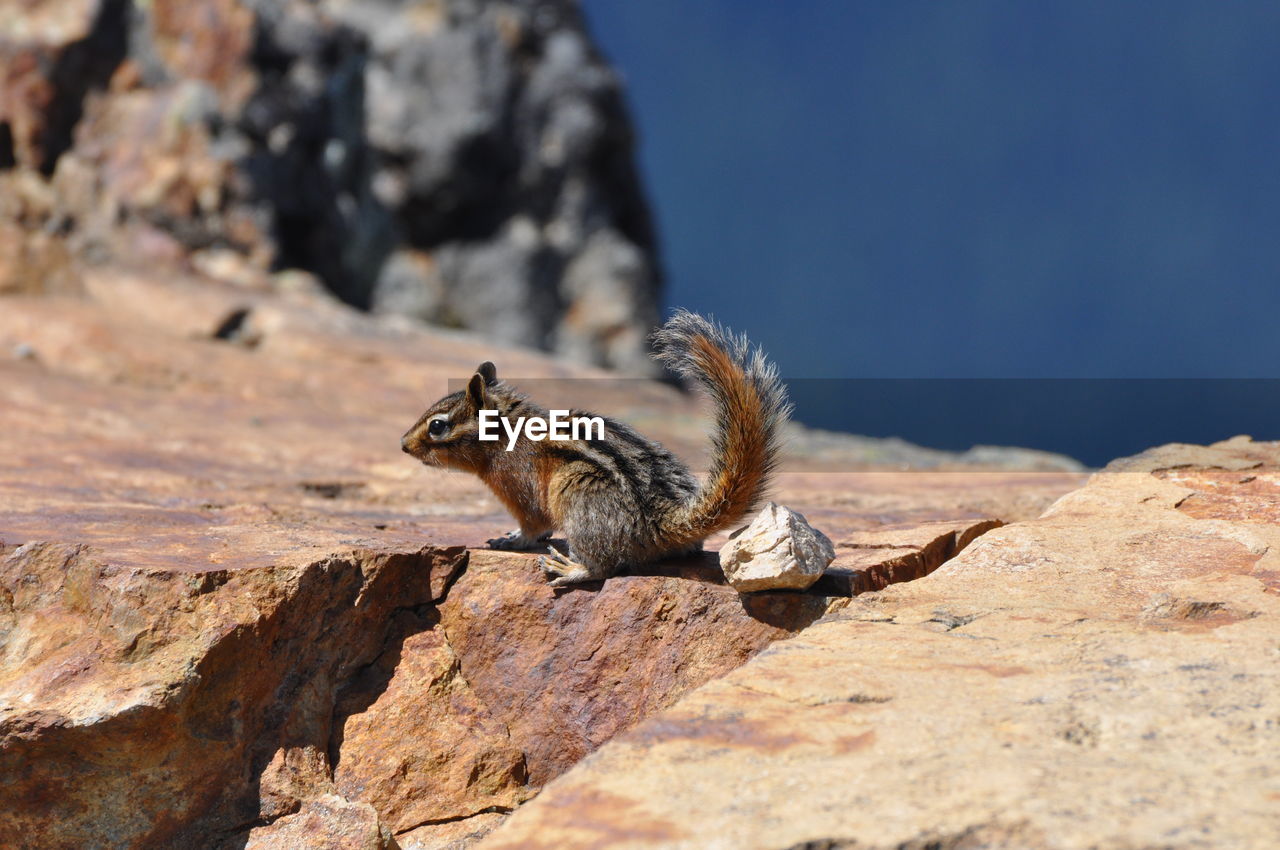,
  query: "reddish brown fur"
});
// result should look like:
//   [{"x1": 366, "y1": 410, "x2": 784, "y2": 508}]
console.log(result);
[
  {"x1": 679, "y1": 334, "x2": 770, "y2": 540},
  {"x1": 403, "y1": 310, "x2": 789, "y2": 584}
]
